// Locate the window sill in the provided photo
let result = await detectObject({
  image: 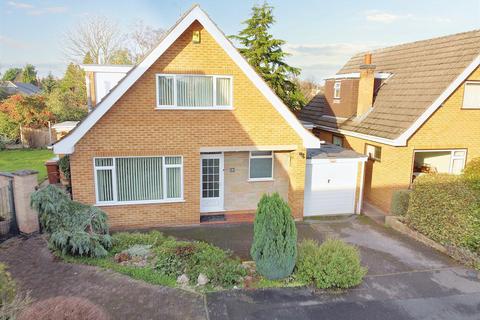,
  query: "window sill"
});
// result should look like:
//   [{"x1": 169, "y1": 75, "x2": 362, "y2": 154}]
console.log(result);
[
  {"x1": 248, "y1": 178, "x2": 274, "y2": 182},
  {"x1": 95, "y1": 199, "x2": 185, "y2": 206},
  {"x1": 461, "y1": 106, "x2": 480, "y2": 109},
  {"x1": 155, "y1": 106, "x2": 234, "y2": 111}
]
